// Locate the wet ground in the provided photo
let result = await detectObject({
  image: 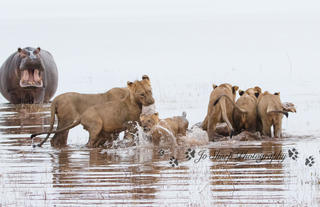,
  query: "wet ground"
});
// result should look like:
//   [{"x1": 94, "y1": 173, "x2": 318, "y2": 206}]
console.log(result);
[{"x1": 0, "y1": 103, "x2": 319, "y2": 207}]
